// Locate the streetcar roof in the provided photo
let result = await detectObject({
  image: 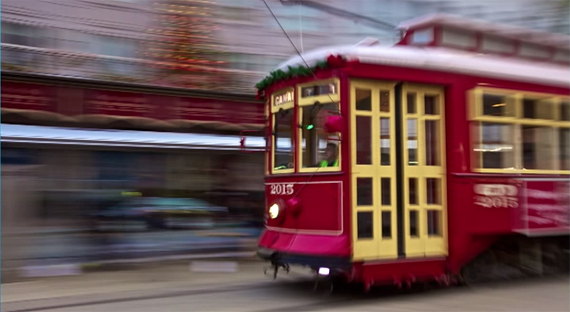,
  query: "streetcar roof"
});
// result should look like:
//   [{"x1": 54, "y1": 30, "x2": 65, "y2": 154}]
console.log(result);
[
  {"x1": 276, "y1": 45, "x2": 569, "y2": 88},
  {"x1": 396, "y1": 13, "x2": 570, "y2": 49}
]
